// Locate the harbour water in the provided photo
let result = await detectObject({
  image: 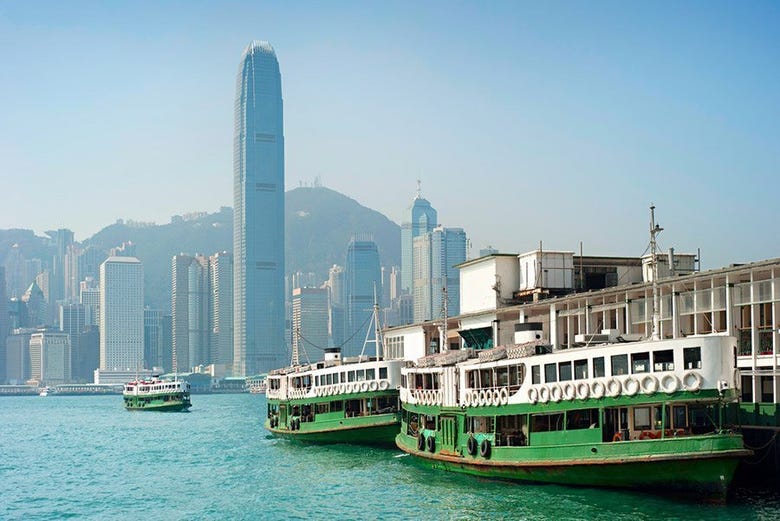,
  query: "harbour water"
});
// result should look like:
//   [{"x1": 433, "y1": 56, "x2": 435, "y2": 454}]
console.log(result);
[{"x1": 2, "y1": 394, "x2": 779, "y2": 520}]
